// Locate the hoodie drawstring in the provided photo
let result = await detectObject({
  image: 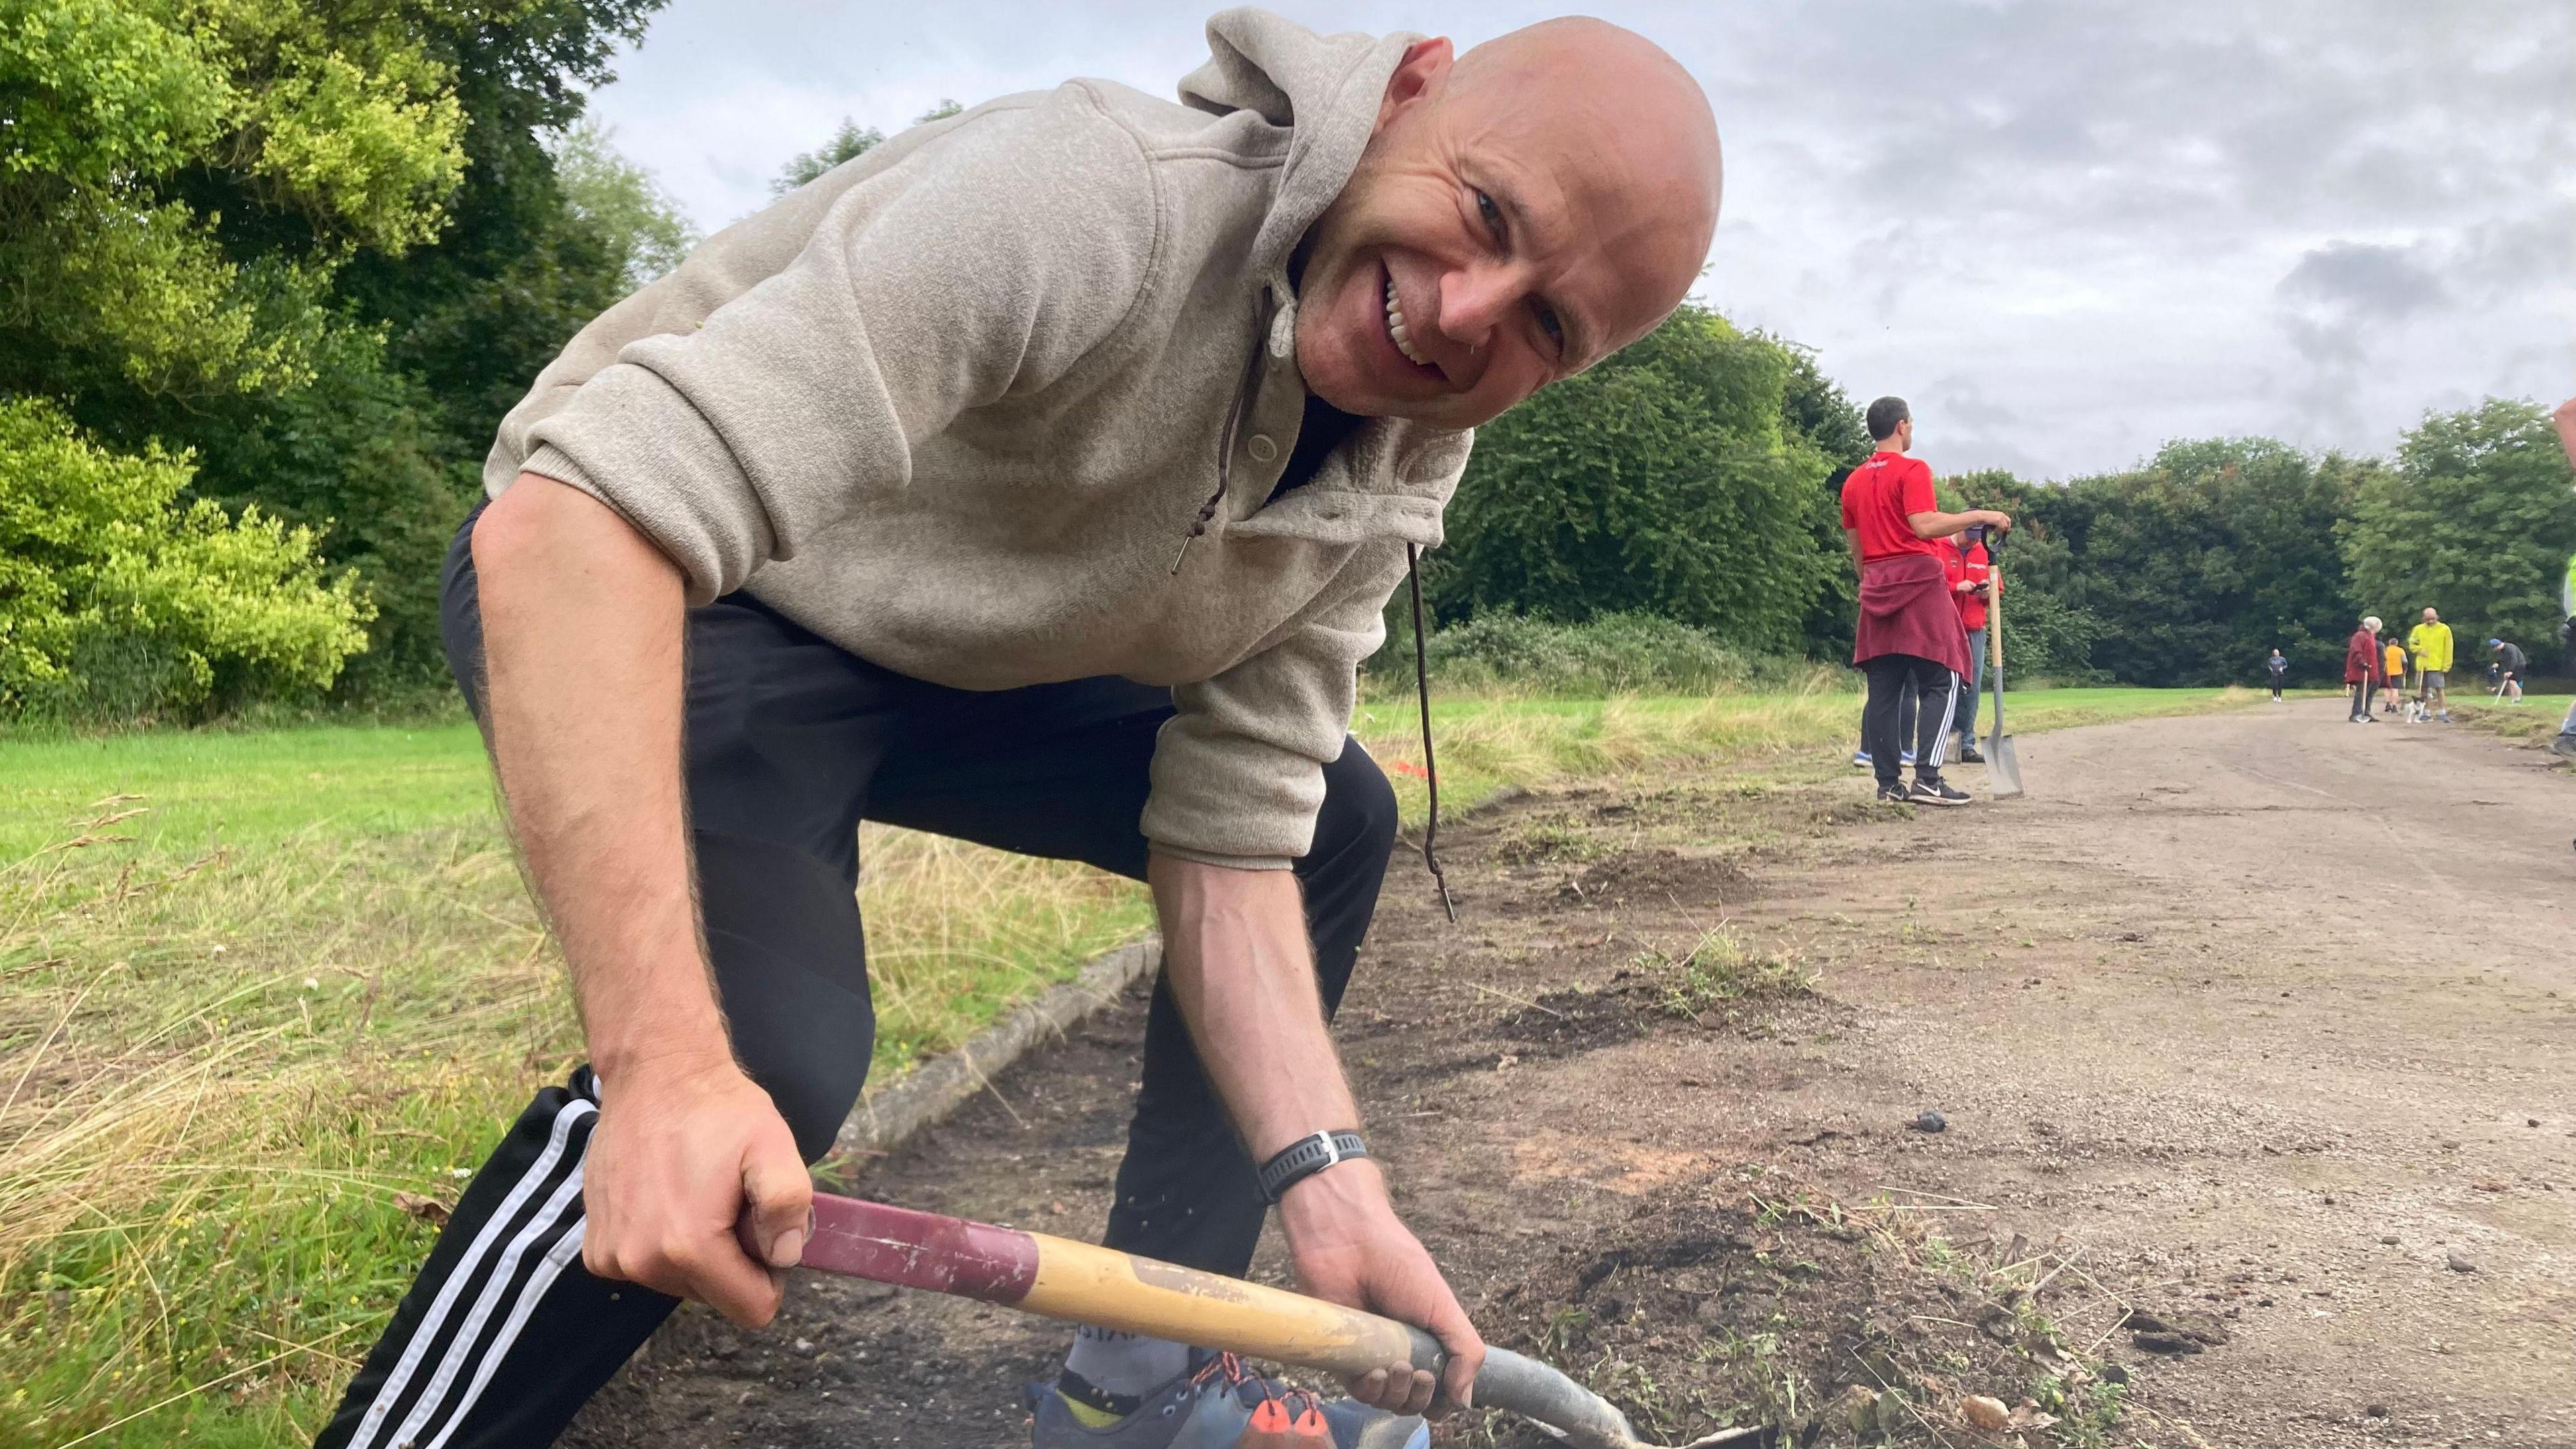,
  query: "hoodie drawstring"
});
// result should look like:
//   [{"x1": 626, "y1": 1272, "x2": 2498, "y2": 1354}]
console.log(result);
[{"x1": 1406, "y1": 543, "x2": 1455, "y2": 922}]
